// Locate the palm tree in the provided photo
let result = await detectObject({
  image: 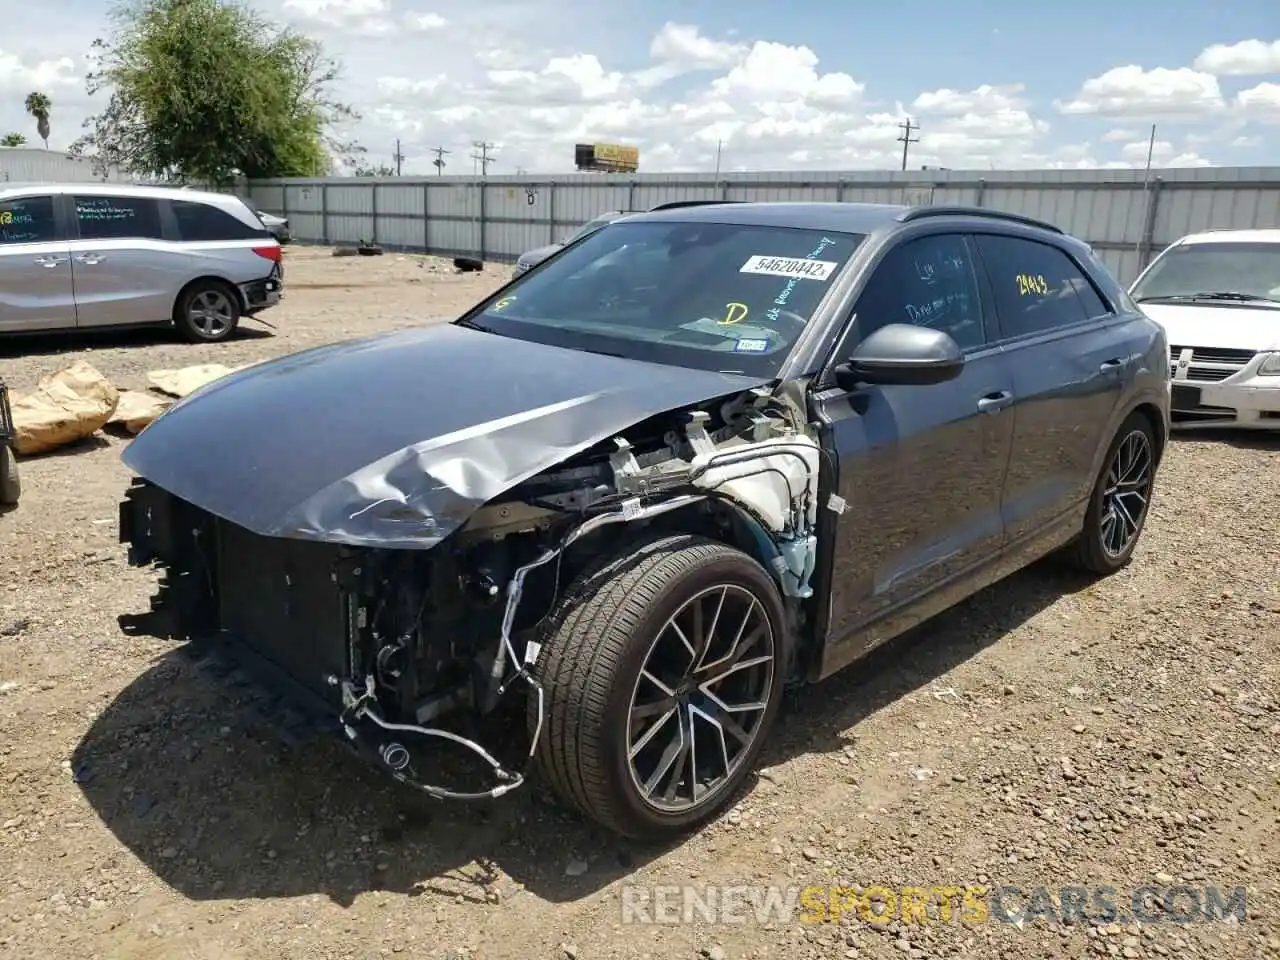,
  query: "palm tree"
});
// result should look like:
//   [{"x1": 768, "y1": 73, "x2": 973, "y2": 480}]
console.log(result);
[
  {"x1": 0, "y1": 132, "x2": 26, "y2": 147},
  {"x1": 24, "y1": 92, "x2": 51, "y2": 149}
]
